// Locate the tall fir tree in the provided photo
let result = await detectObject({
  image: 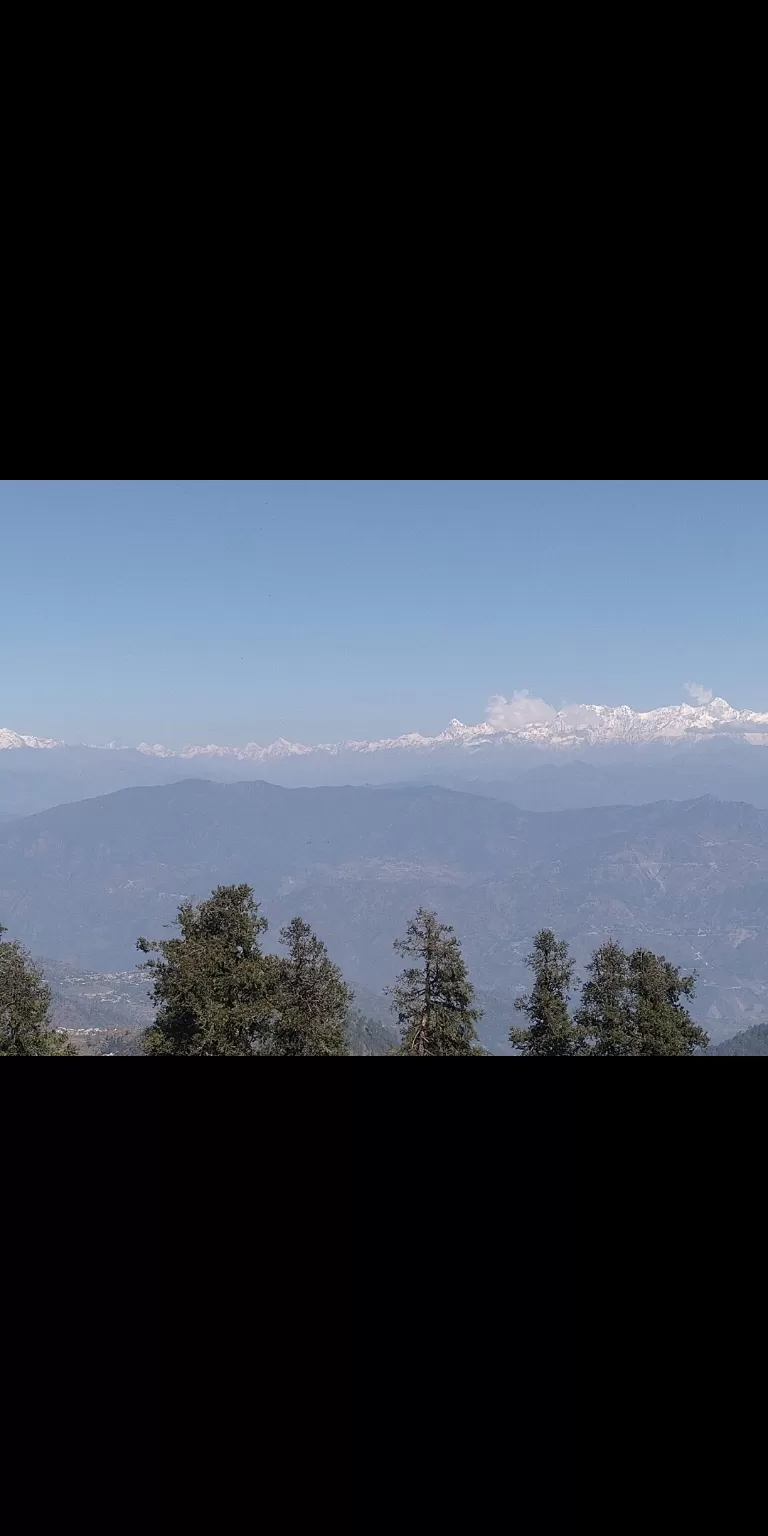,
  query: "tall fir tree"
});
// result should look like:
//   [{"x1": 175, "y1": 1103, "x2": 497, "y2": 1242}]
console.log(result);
[
  {"x1": 266, "y1": 917, "x2": 351, "y2": 1056},
  {"x1": 575, "y1": 940, "x2": 708, "y2": 1055},
  {"x1": 626, "y1": 947, "x2": 707, "y2": 1055},
  {"x1": 389, "y1": 908, "x2": 483, "y2": 1056},
  {"x1": 0, "y1": 923, "x2": 75, "y2": 1056},
  {"x1": 573, "y1": 939, "x2": 633, "y2": 1056},
  {"x1": 139, "y1": 884, "x2": 272, "y2": 1056},
  {"x1": 510, "y1": 929, "x2": 583, "y2": 1056}
]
